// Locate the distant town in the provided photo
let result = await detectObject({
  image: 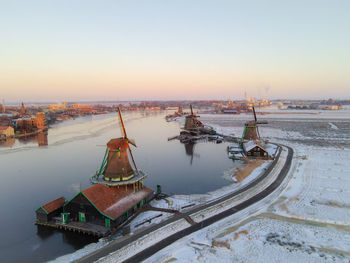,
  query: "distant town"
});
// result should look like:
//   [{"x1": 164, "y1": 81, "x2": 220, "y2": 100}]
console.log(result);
[{"x1": 0, "y1": 98, "x2": 348, "y2": 144}]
